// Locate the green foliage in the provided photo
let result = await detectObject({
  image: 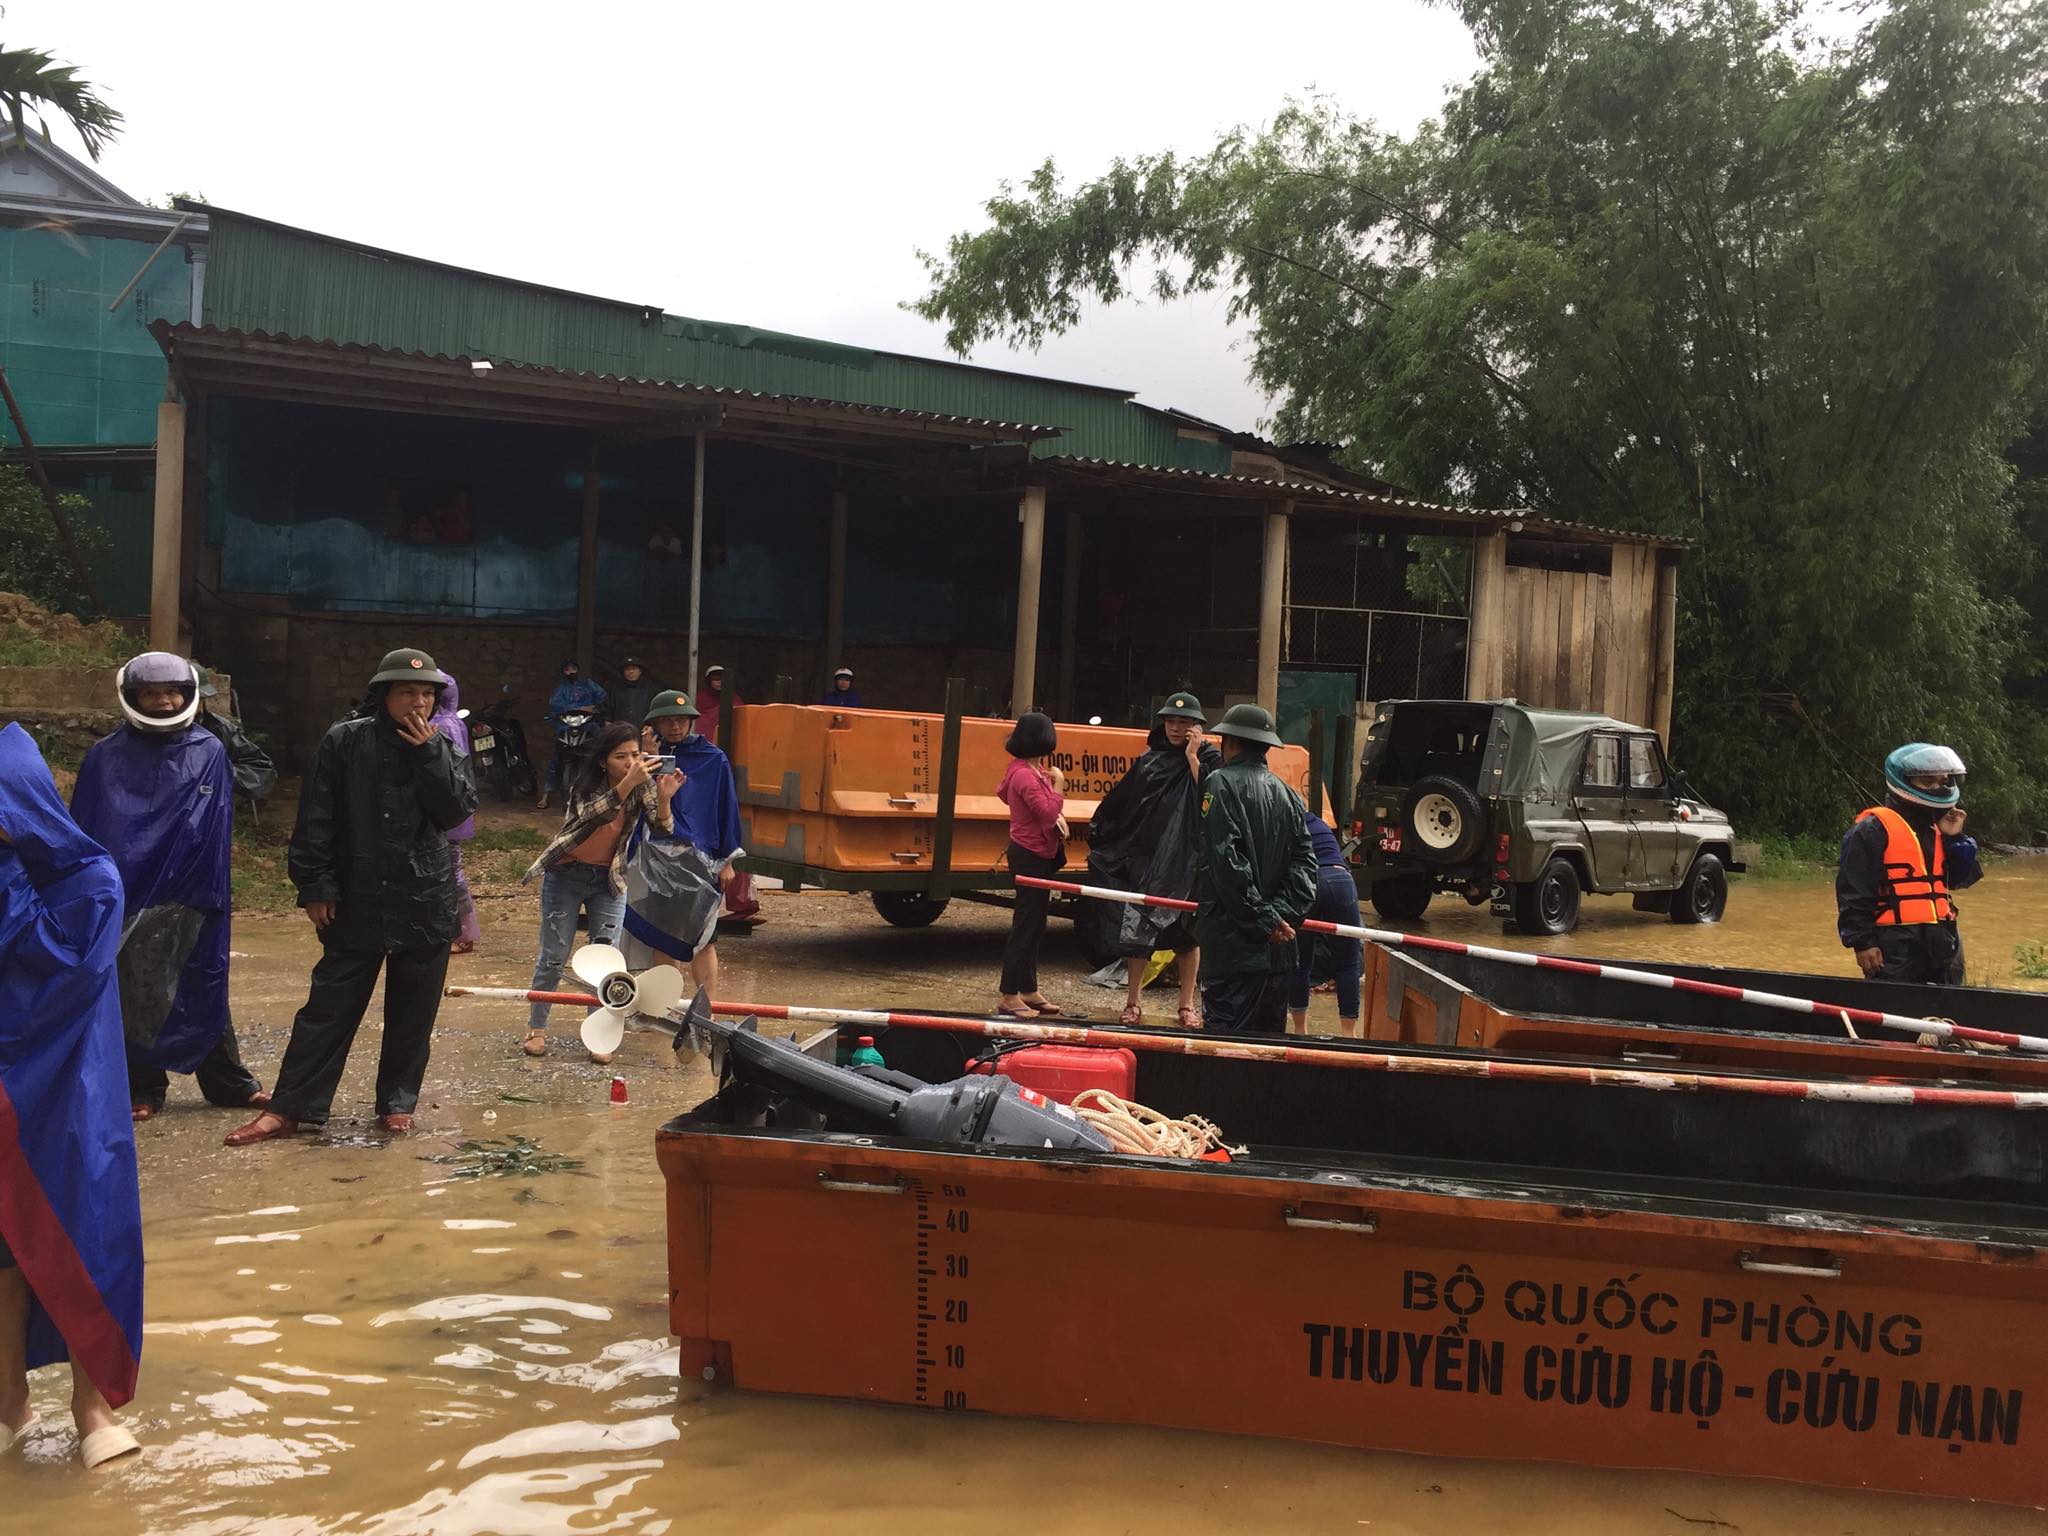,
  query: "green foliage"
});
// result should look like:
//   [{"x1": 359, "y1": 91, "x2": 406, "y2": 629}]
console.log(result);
[
  {"x1": 0, "y1": 464, "x2": 112, "y2": 623},
  {"x1": 230, "y1": 814, "x2": 298, "y2": 915},
  {"x1": 2014, "y1": 939, "x2": 2048, "y2": 981},
  {"x1": 914, "y1": 0, "x2": 2048, "y2": 838},
  {"x1": 0, "y1": 43, "x2": 122, "y2": 160}
]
